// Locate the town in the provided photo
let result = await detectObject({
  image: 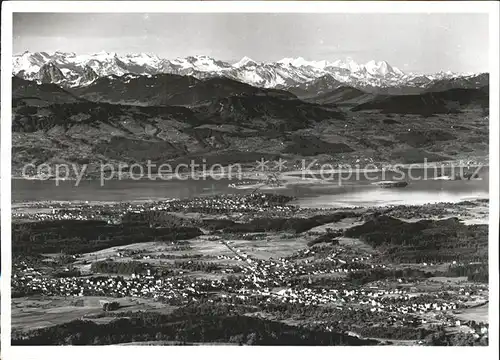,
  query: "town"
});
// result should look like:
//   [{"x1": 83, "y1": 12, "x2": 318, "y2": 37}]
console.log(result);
[{"x1": 11, "y1": 193, "x2": 489, "y2": 345}]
